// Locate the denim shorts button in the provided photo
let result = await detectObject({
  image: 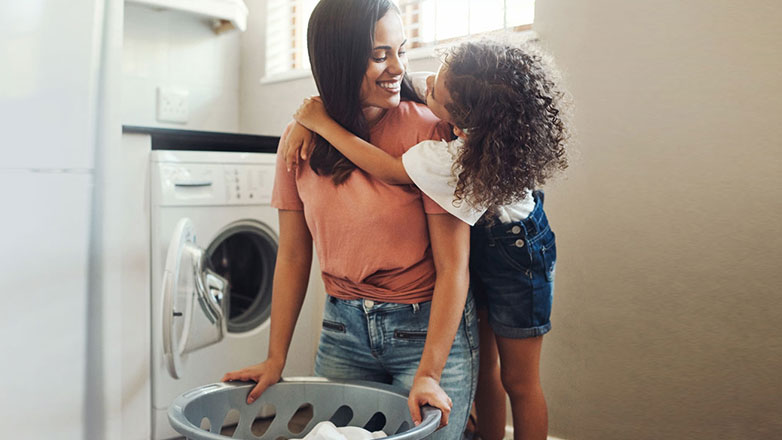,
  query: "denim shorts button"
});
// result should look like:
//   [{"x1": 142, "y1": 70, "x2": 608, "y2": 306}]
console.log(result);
[
  {"x1": 511, "y1": 225, "x2": 522, "y2": 234},
  {"x1": 515, "y1": 239, "x2": 525, "y2": 247},
  {"x1": 364, "y1": 299, "x2": 375, "y2": 308}
]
